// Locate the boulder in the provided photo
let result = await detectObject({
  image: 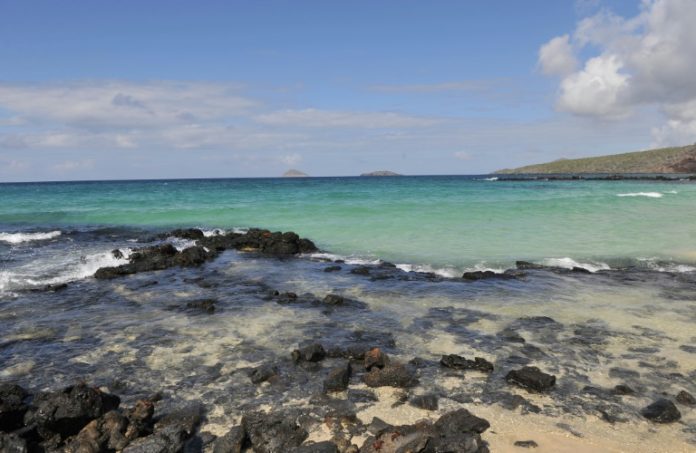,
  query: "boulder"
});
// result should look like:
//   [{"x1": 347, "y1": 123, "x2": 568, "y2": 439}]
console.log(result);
[
  {"x1": 31, "y1": 383, "x2": 121, "y2": 440},
  {"x1": 0, "y1": 383, "x2": 28, "y2": 432},
  {"x1": 505, "y1": 366, "x2": 556, "y2": 393},
  {"x1": 641, "y1": 399, "x2": 681, "y2": 423}
]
